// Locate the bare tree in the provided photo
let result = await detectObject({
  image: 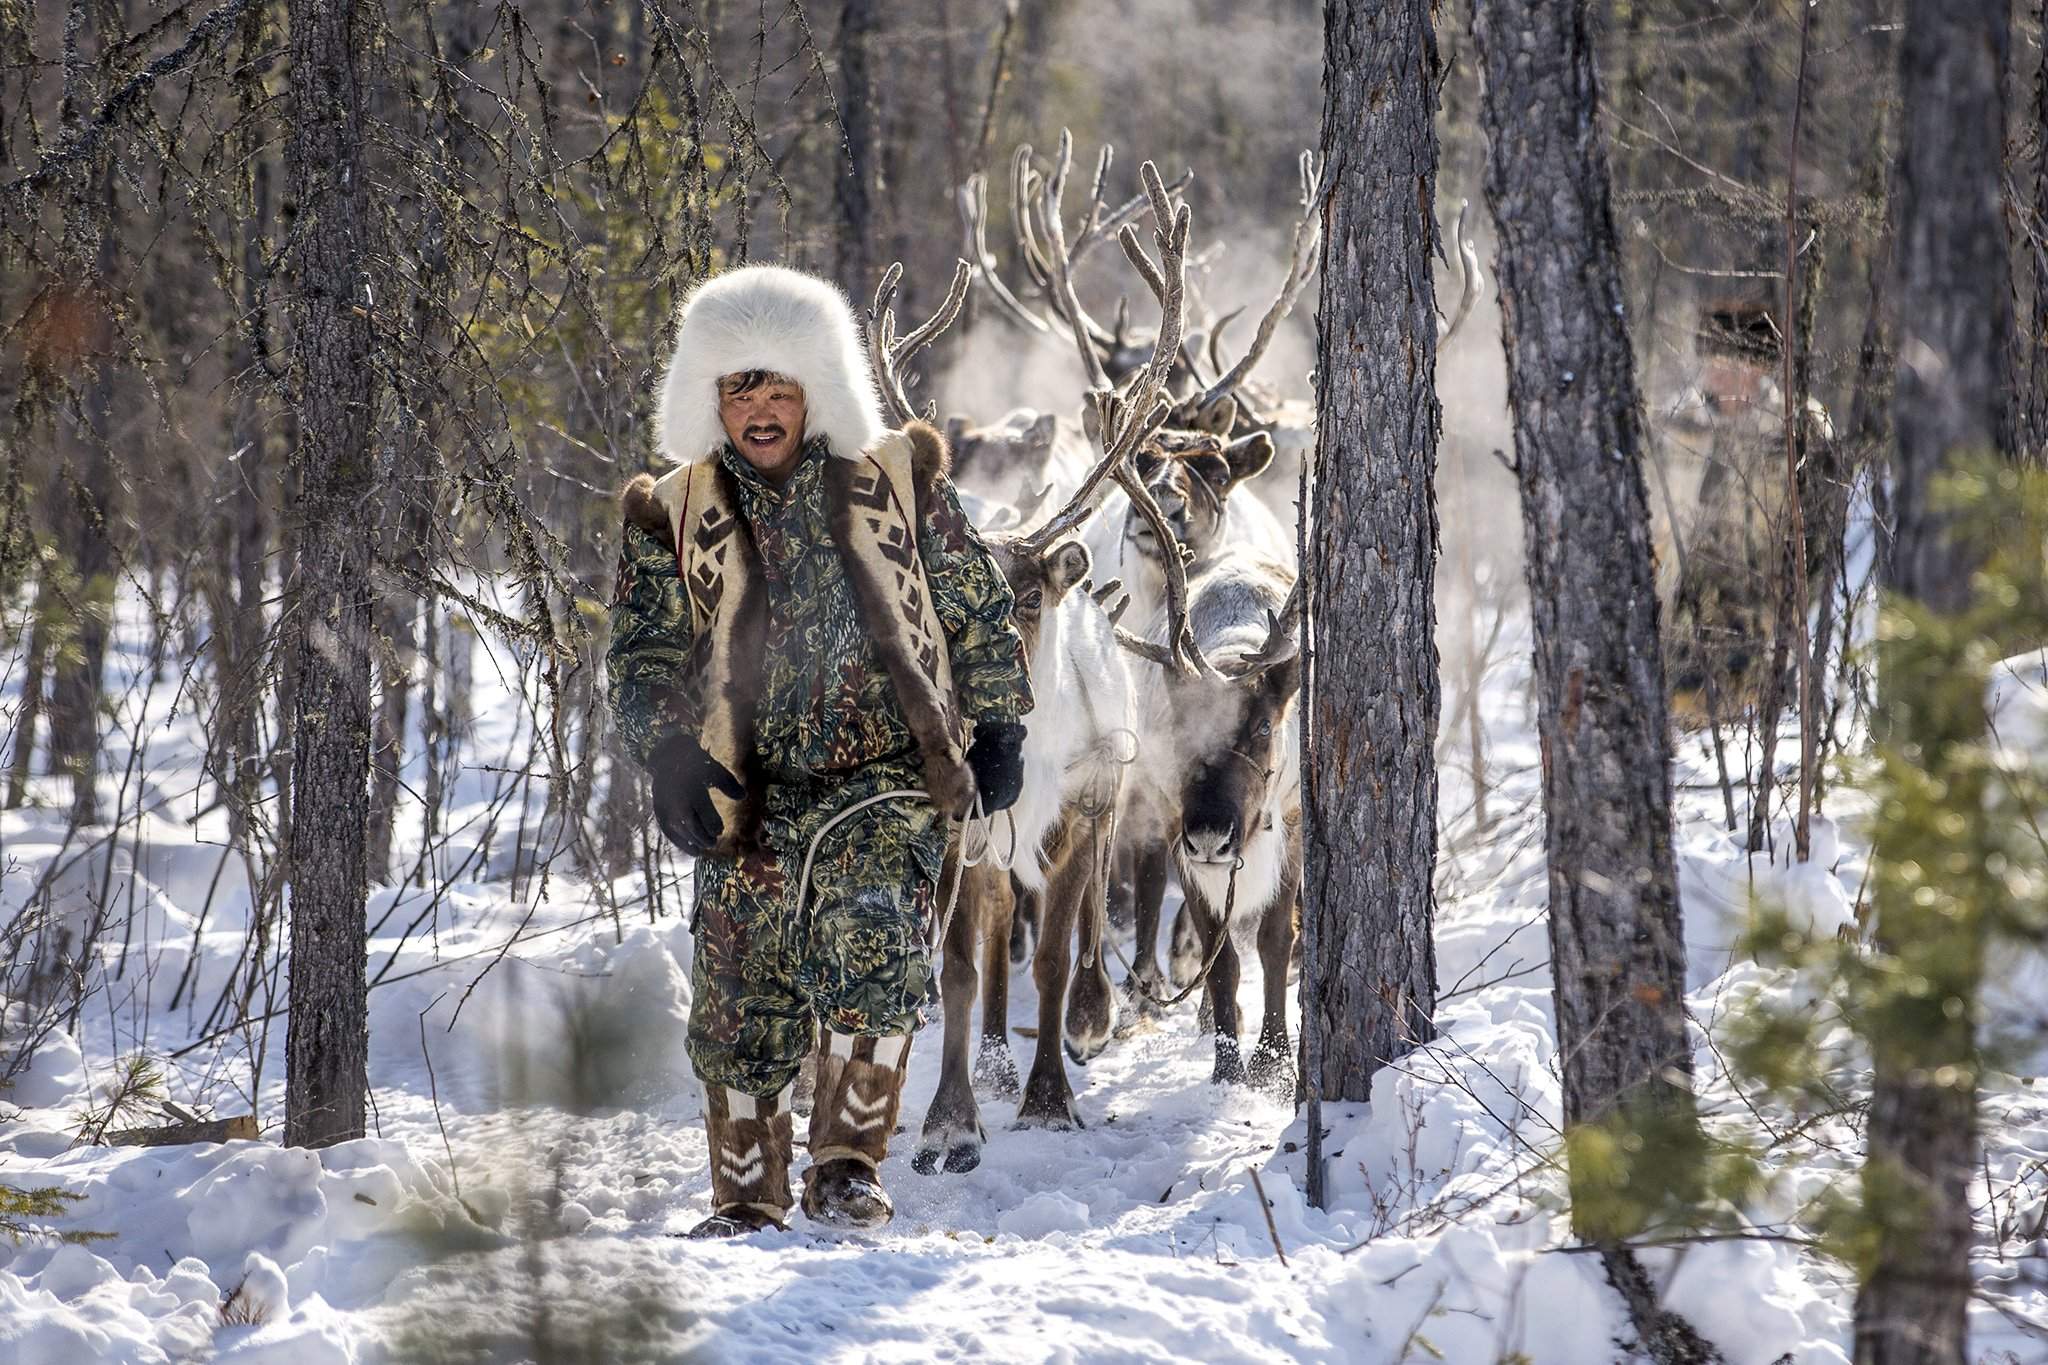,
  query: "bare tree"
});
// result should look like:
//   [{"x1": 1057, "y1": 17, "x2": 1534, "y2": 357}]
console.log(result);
[
  {"x1": 1301, "y1": 0, "x2": 1442, "y2": 1207},
  {"x1": 834, "y1": 0, "x2": 885, "y2": 299},
  {"x1": 282, "y1": 0, "x2": 378, "y2": 1150},
  {"x1": 1854, "y1": 1, "x2": 2016, "y2": 1361},
  {"x1": 1470, "y1": 2, "x2": 1716, "y2": 1361}
]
